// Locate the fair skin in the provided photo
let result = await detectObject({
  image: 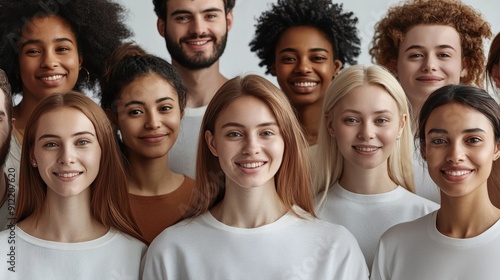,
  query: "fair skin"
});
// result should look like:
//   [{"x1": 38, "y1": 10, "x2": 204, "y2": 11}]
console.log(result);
[
  {"x1": 157, "y1": 0, "x2": 233, "y2": 107},
  {"x1": 112, "y1": 73, "x2": 184, "y2": 196},
  {"x1": 19, "y1": 108, "x2": 107, "y2": 242},
  {"x1": 272, "y1": 26, "x2": 342, "y2": 145},
  {"x1": 396, "y1": 24, "x2": 466, "y2": 118},
  {"x1": 0, "y1": 91, "x2": 13, "y2": 204},
  {"x1": 15, "y1": 16, "x2": 81, "y2": 140},
  {"x1": 205, "y1": 96, "x2": 287, "y2": 228},
  {"x1": 326, "y1": 84, "x2": 406, "y2": 194},
  {"x1": 424, "y1": 103, "x2": 500, "y2": 238}
]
